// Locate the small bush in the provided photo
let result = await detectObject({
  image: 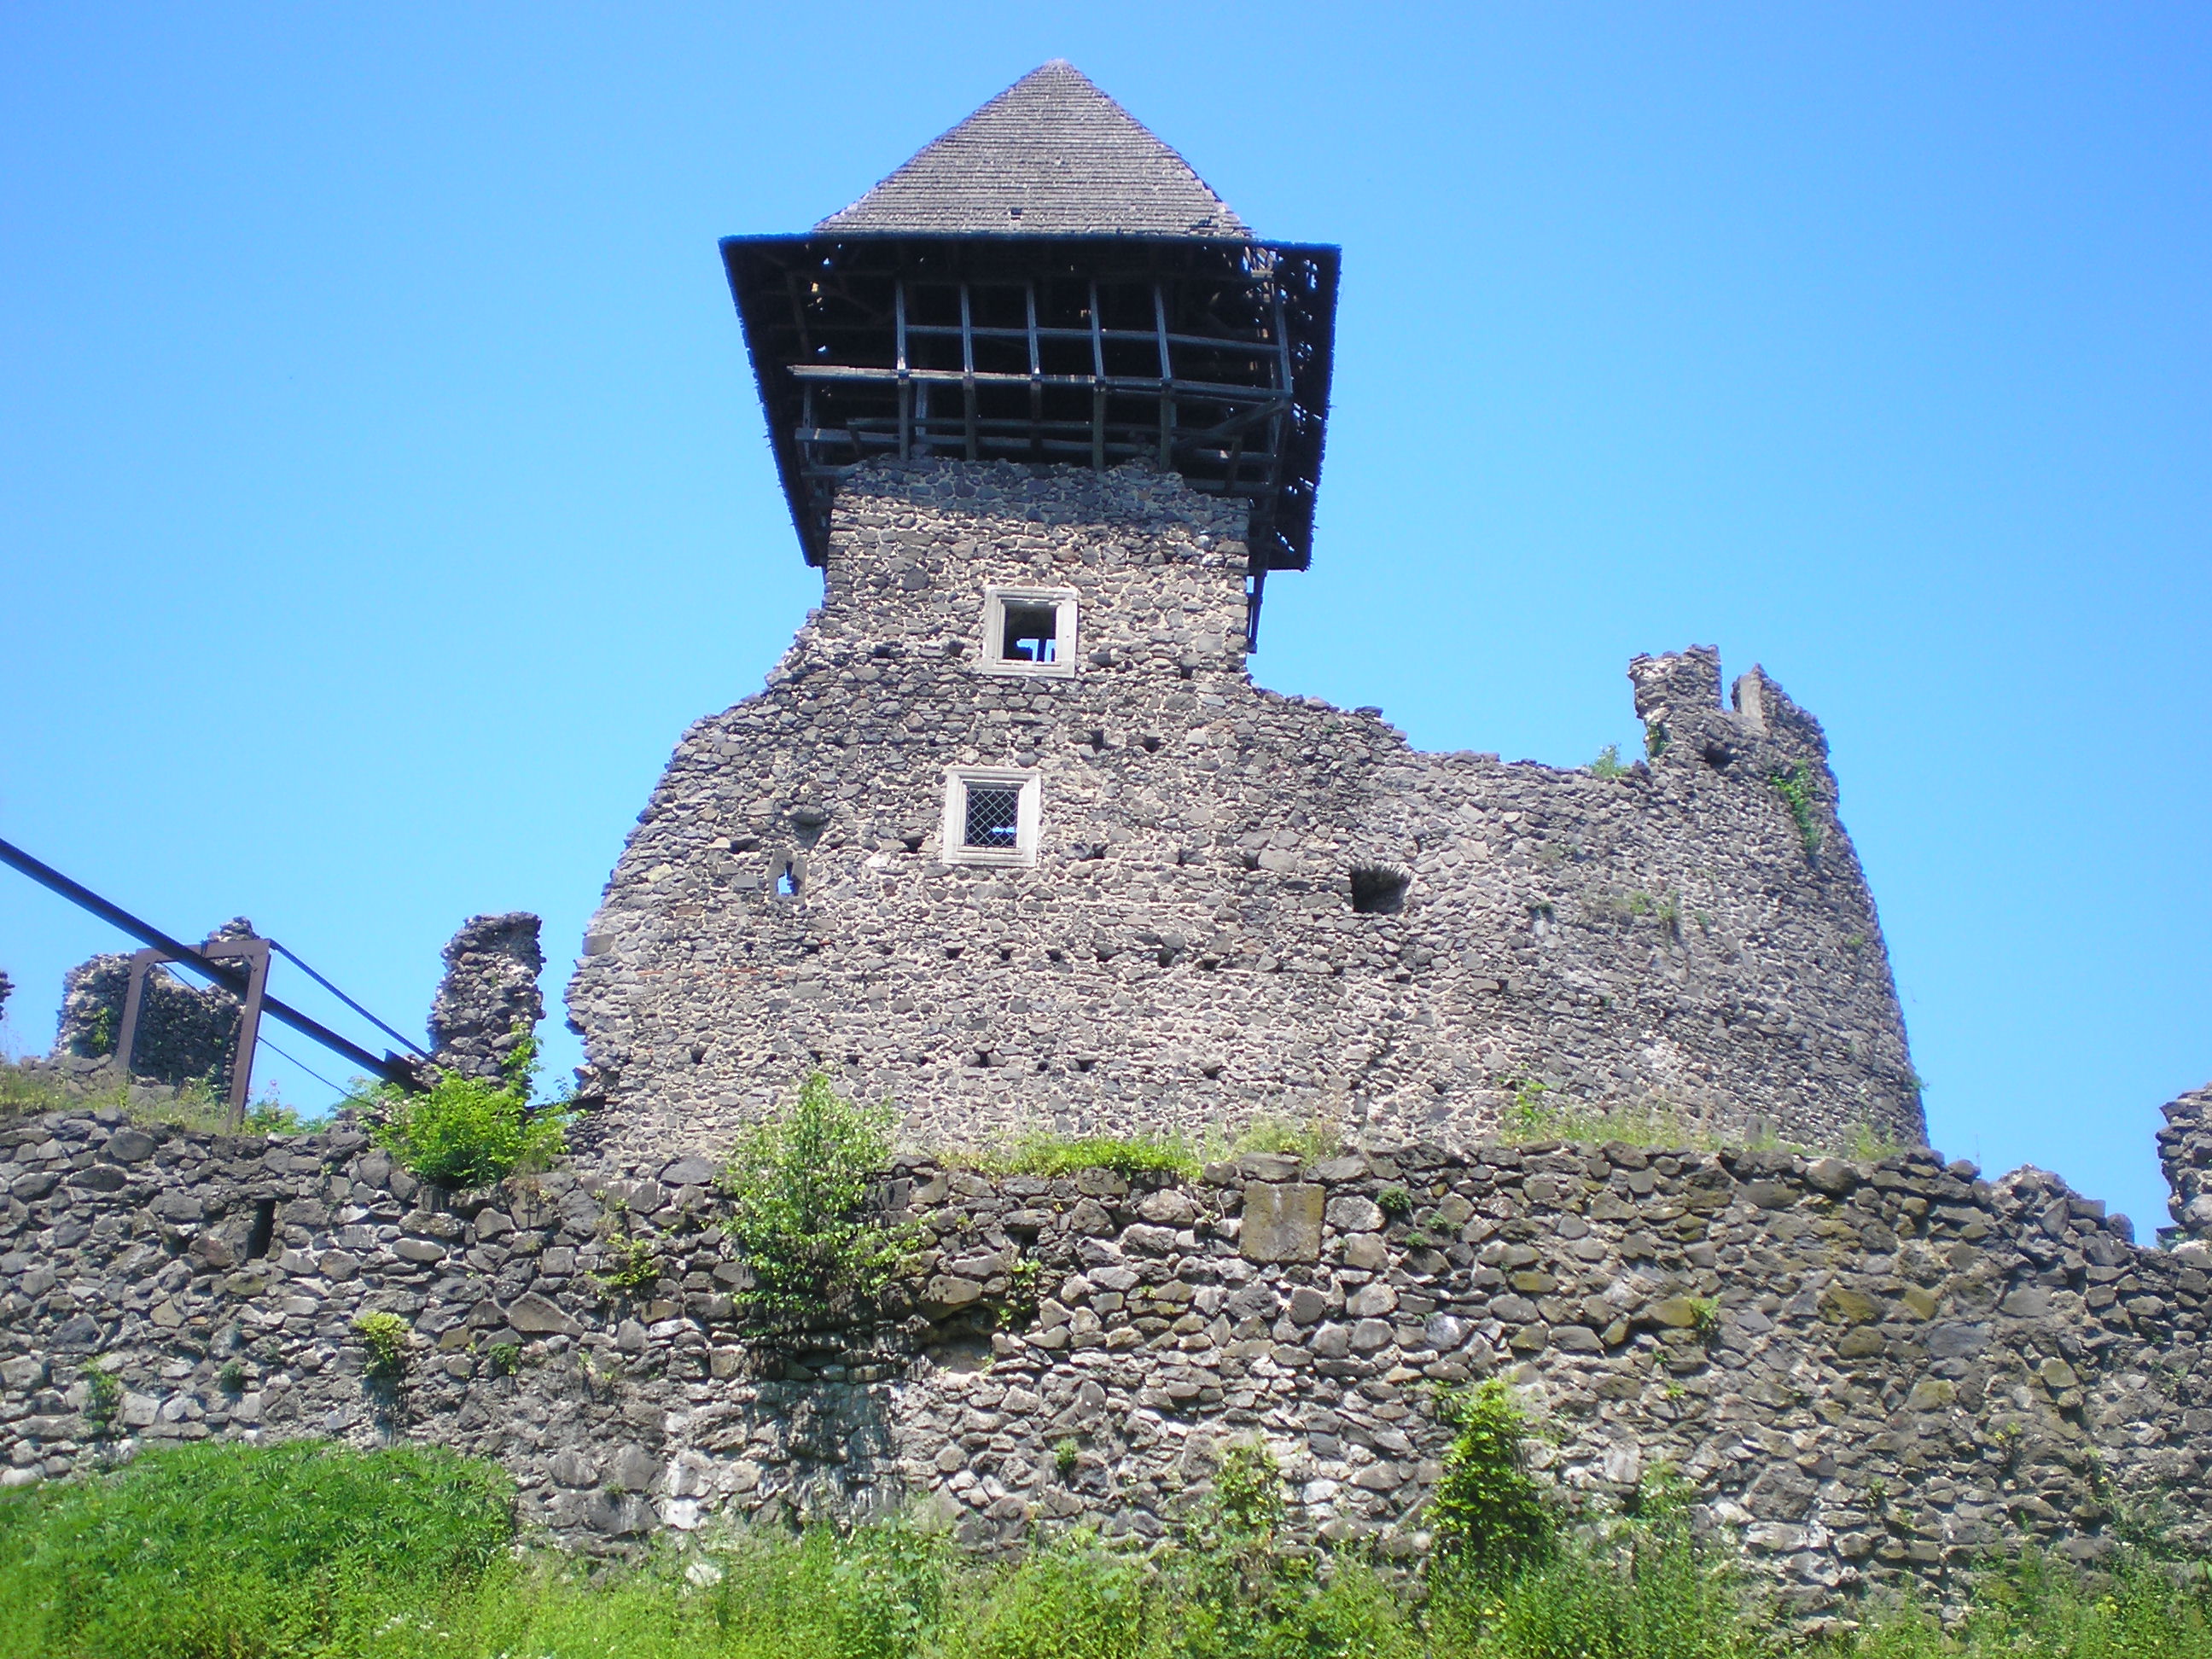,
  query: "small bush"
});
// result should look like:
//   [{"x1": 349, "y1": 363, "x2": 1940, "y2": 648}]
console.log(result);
[
  {"x1": 1769, "y1": 760, "x2": 1823, "y2": 855},
  {"x1": 956, "y1": 1532, "x2": 1155, "y2": 1659},
  {"x1": 79, "y1": 1366, "x2": 121, "y2": 1436},
  {"x1": 352, "y1": 1310, "x2": 410, "y2": 1379},
  {"x1": 591, "y1": 1208, "x2": 662, "y2": 1300},
  {"x1": 368, "y1": 1030, "x2": 568, "y2": 1189},
  {"x1": 1430, "y1": 1380, "x2": 1555, "y2": 1583},
  {"x1": 721, "y1": 1073, "x2": 916, "y2": 1328},
  {"x1": 1589, "y1": 743, "x2": 1632, "y2": 778}
]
